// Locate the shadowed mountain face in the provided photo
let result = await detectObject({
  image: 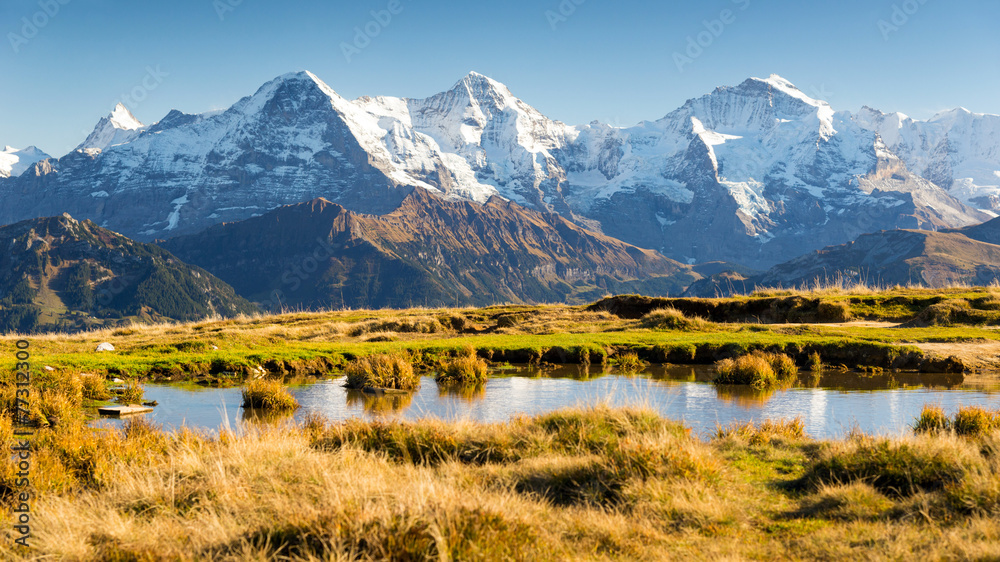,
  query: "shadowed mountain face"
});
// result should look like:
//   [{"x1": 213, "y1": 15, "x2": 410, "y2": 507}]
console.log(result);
[
  {"x1": 159, "y1": 190, "x2": 699, "y2": 310},
  {"x1": 0, "y1": 214, "x2": 257, "y2": 333},
  {"x1": 1, "y1": 72, "x2": 995, "y2": 269},
  {"x1": 686, "y1": 216, "x2": 1000, "y2": 296}
]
